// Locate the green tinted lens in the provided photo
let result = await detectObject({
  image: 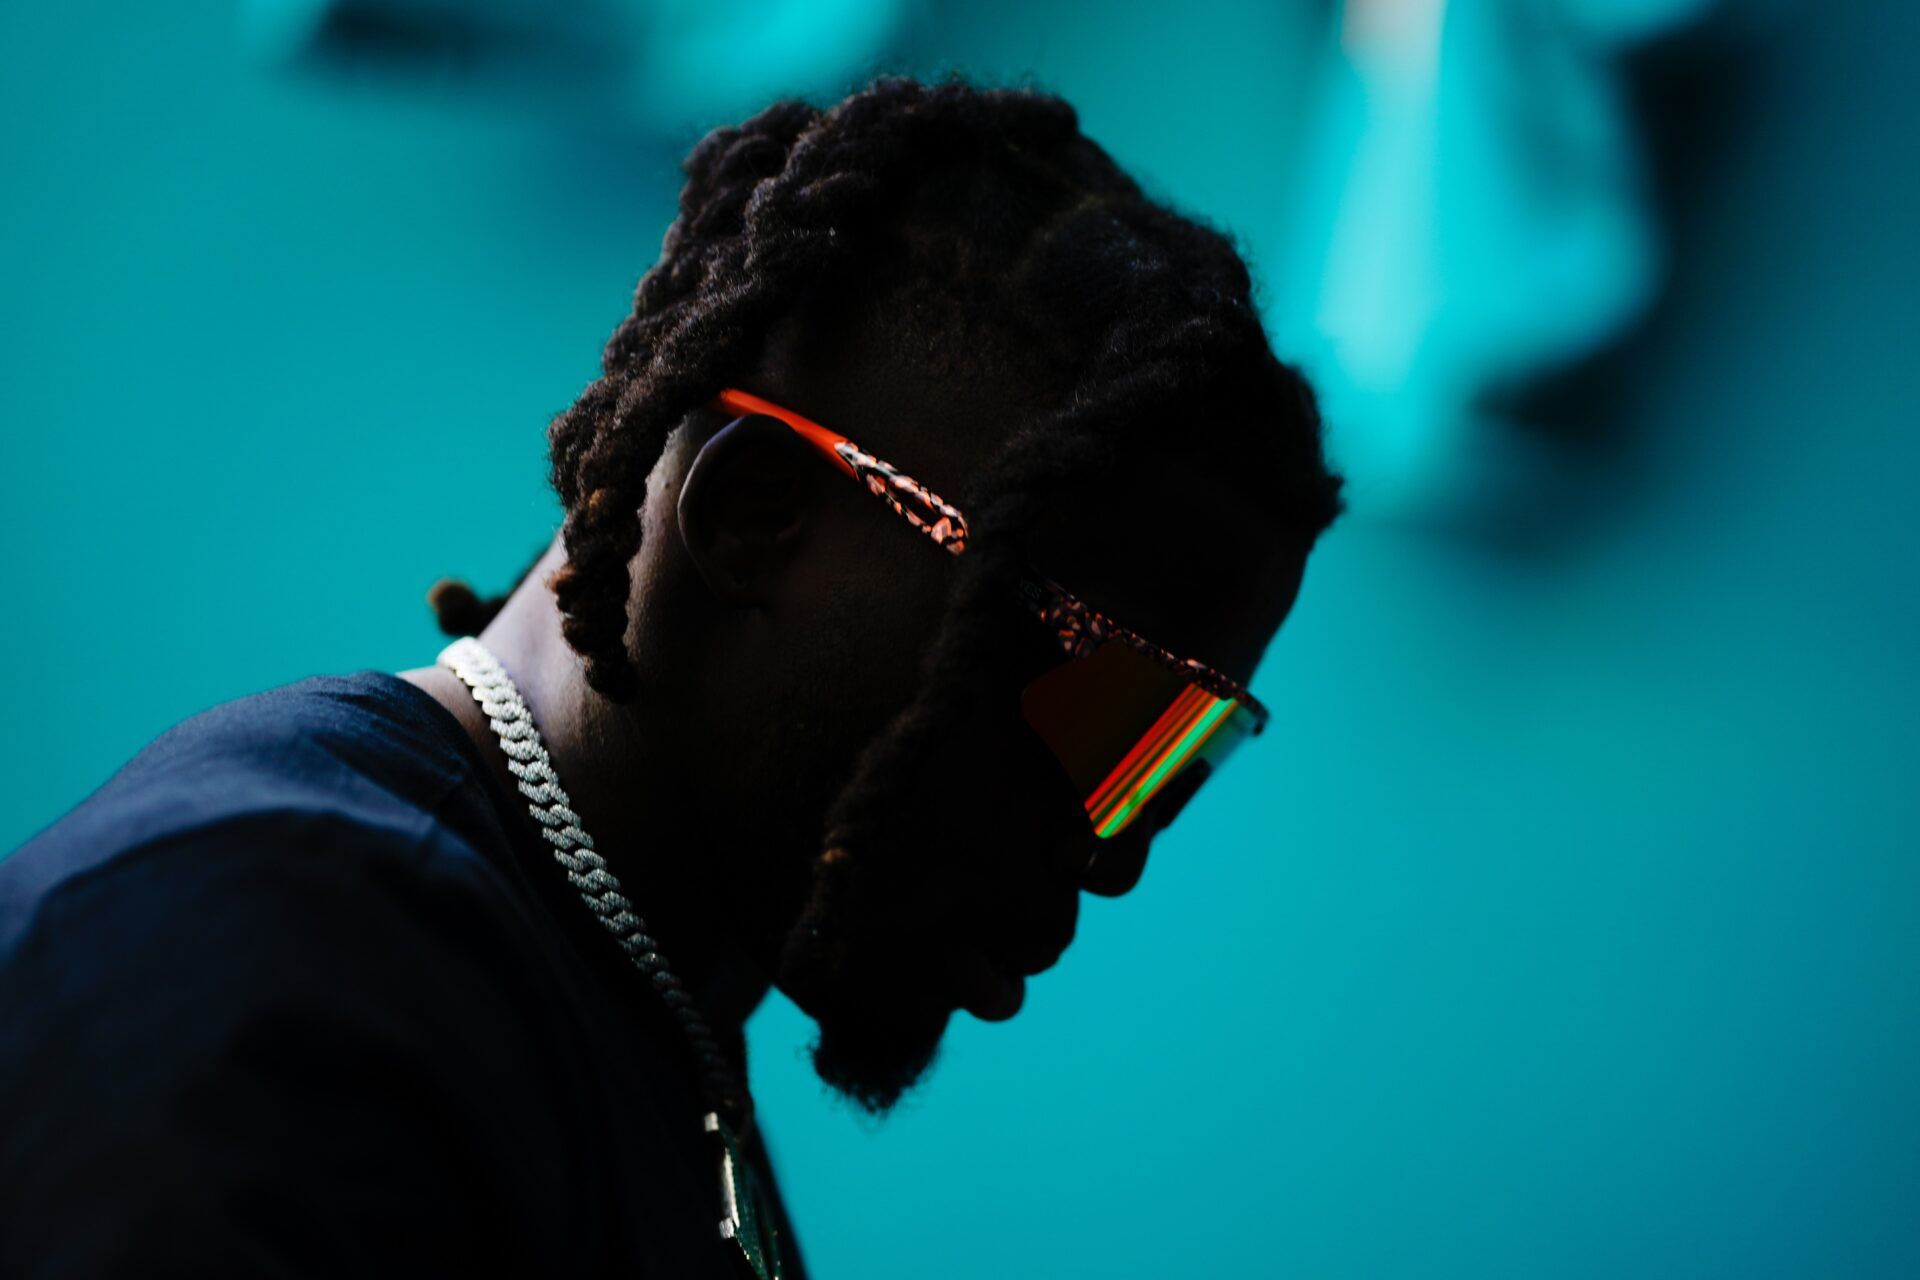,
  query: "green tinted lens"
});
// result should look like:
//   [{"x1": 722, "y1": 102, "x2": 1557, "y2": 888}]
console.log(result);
[{"x1": 1020, "y1": 640, "x2": 1254, "y2": 838}]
